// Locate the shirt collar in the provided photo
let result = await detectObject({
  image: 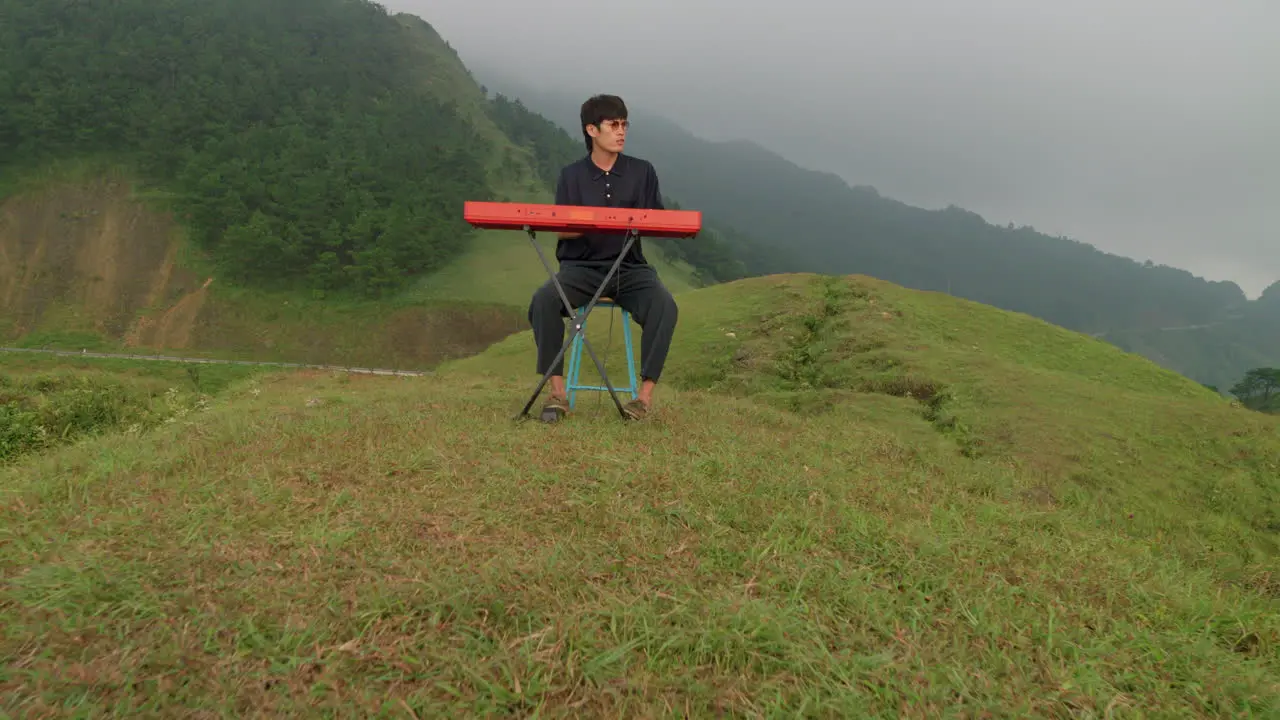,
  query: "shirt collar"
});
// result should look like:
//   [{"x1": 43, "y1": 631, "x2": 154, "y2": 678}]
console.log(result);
[{"x1": 588, "y1": 153, "x2": 628, "y2": 179}]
